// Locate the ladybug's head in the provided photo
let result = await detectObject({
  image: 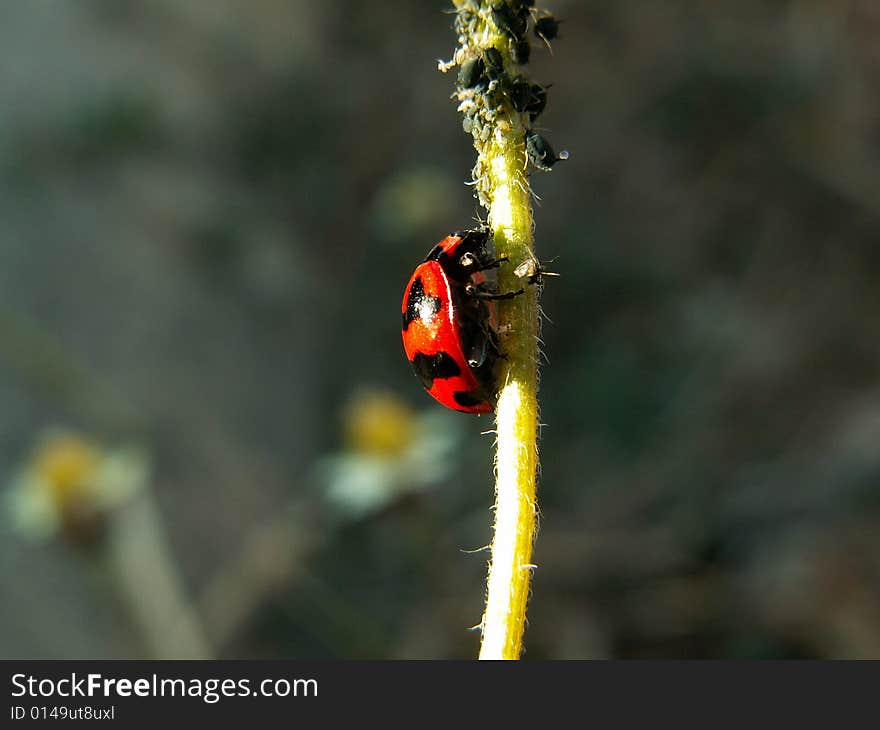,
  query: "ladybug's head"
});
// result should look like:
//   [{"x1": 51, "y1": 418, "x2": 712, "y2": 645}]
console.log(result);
[{"x1": 426, "y1": 228, "x2": 492, "y2": 282}]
